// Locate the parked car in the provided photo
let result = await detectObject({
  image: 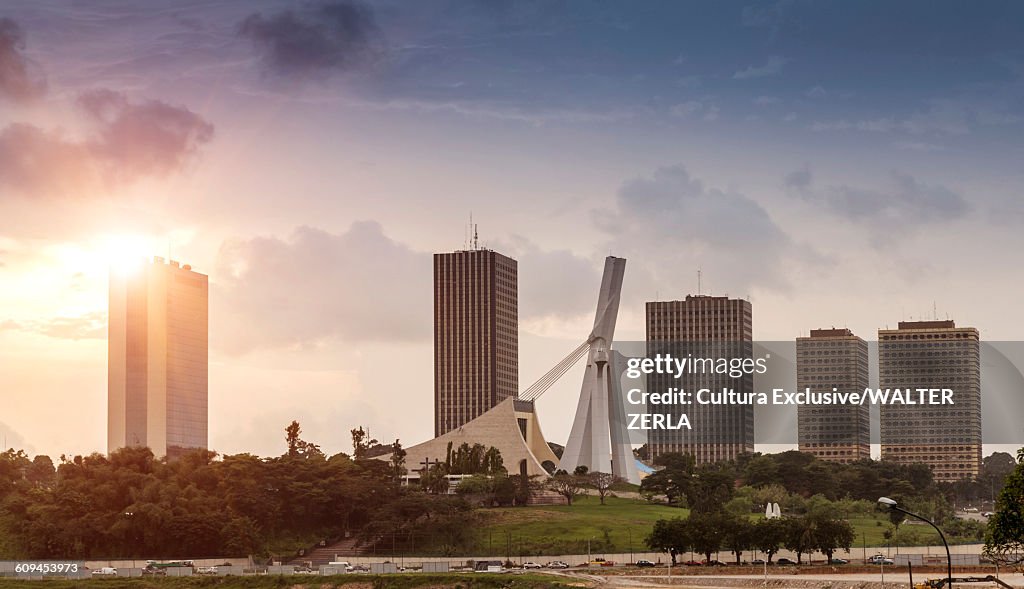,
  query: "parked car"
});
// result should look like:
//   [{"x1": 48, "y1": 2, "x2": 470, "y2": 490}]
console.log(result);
[
  {"x1": 522, "y1": 562, "x2": 543, "y2": 569},
  {"x1": 328, "y1": 561, "x2": 354, "y2": 572},
  {"x1": 867, "y1": 555, "x2": 894, "y2": 566},
  {"x1": 750, "y1": 559, "x2": 767, "y2": 565},
  {"x1": 294, "y1": 567, "x2": 318, "y2": 575},
  {"x1": 683, "y1": 560, "x2": 703, "y2": 566},
  {"x1": 635, "y1": 560, "x2": 656, "y2": 568},
  {"x1": 91, "y1": 567, "x2": 118, "y2": 576},
  {"x1": 828, "y1": 558, "x2": 849, "y2": 565},
  {"x1": 776, "y1": 558, "x2": 798, "y2": 565},
  {"x1": 702, "y1": 560, "x2": 726, "y2": 567},
  {"x1": 546, "y1": 561, "x2": 569, "y2": 569},
  {"x1": 195, "y1": 566, "x2": 218, "y2": 575}
]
